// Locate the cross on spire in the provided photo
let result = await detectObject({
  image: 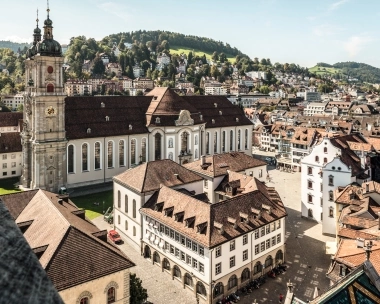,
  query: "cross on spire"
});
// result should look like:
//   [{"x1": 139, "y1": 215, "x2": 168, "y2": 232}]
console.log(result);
[
  {"x1": 36, "y1": 9, "x2": 39, "y2": 26},
  {"x1": 47, "y1": 0, "x2": 50, "y2": 17}
]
